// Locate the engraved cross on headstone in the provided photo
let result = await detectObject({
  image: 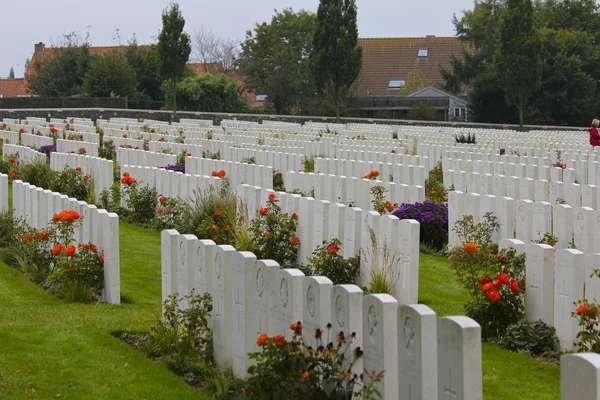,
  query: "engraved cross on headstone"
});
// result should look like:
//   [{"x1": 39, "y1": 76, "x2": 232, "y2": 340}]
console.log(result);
[
  {"x1": 444, "y1": 369, "x2": 457, "y2": 400},
  {"x1": 559, "y1": 279, "x2": 569, "y2": 322}
]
